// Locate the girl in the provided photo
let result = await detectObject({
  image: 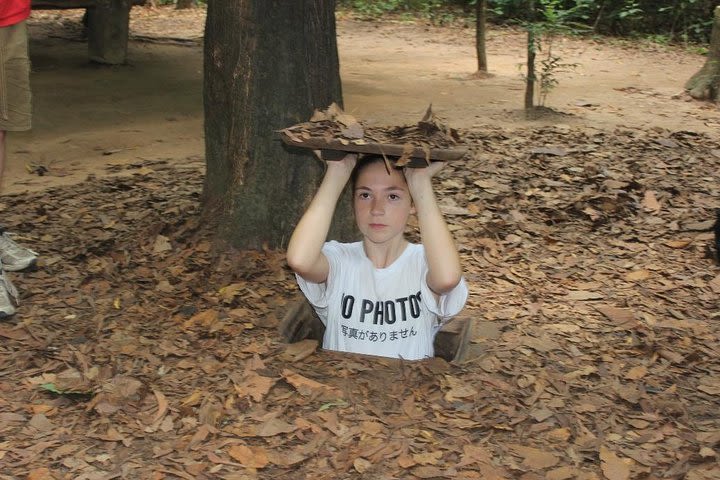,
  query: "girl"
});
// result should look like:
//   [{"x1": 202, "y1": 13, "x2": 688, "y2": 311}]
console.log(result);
[{"x1": 286, "y1": 153, "x2": 468, "y2": 360}]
